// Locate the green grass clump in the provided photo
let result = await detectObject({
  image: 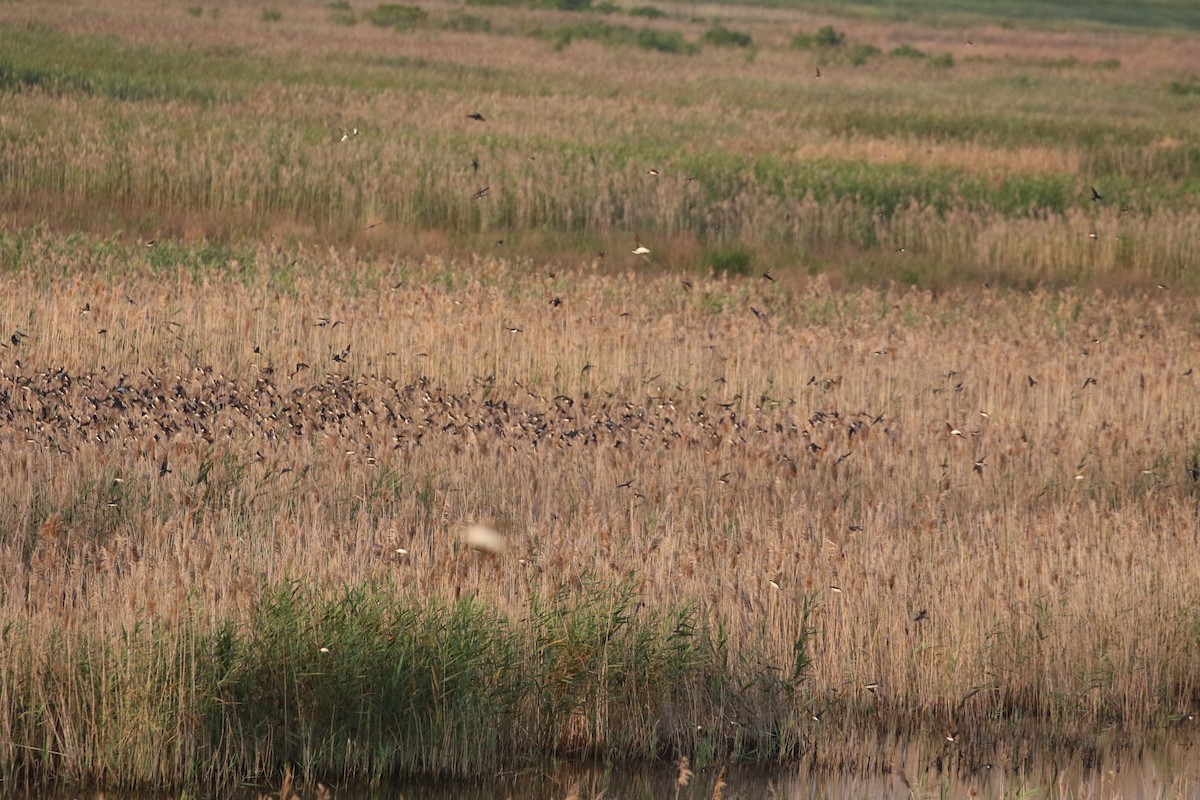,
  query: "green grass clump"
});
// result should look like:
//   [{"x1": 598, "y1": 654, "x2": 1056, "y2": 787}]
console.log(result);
[
  {"x1": 846, "y1": 43, "x2": 880, "y2": 65},
  {"x1": 547, "y1": 21, "x2": 694, "y2": 53},
  {"x1": 1166, "y1": 75, "x2": 1200, "y2": 95},
  {"x1": 701, "y1": 24, "x2": 753, "y2": 47},
  {"x1": 891, "y1": 43, "x2": 926, "y2": 58},
  {"x1": 703, "y1": 243, "x2": 755, "y2": 275},
  {"x1": 929, "y1": 52, "x2": 955, "y2": 68},
  {"x1": 365, "y1": 3, "x2": 428, "y2": 29},
  {"x1": 261, "y1": 8, "x2": 282, "y2": 22},
  {"x1": 814, "y1": 25, "x2": 846, "y2": 47},
  {"x1": 635, "y1": 27, "x2": 694, "y2": 53},
  {"x1": 443, "y1": 11, "x2": 491, "y2": 32},
  {"x1": 628, "y1": 4, "x2": 665, "y2": 17}
]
